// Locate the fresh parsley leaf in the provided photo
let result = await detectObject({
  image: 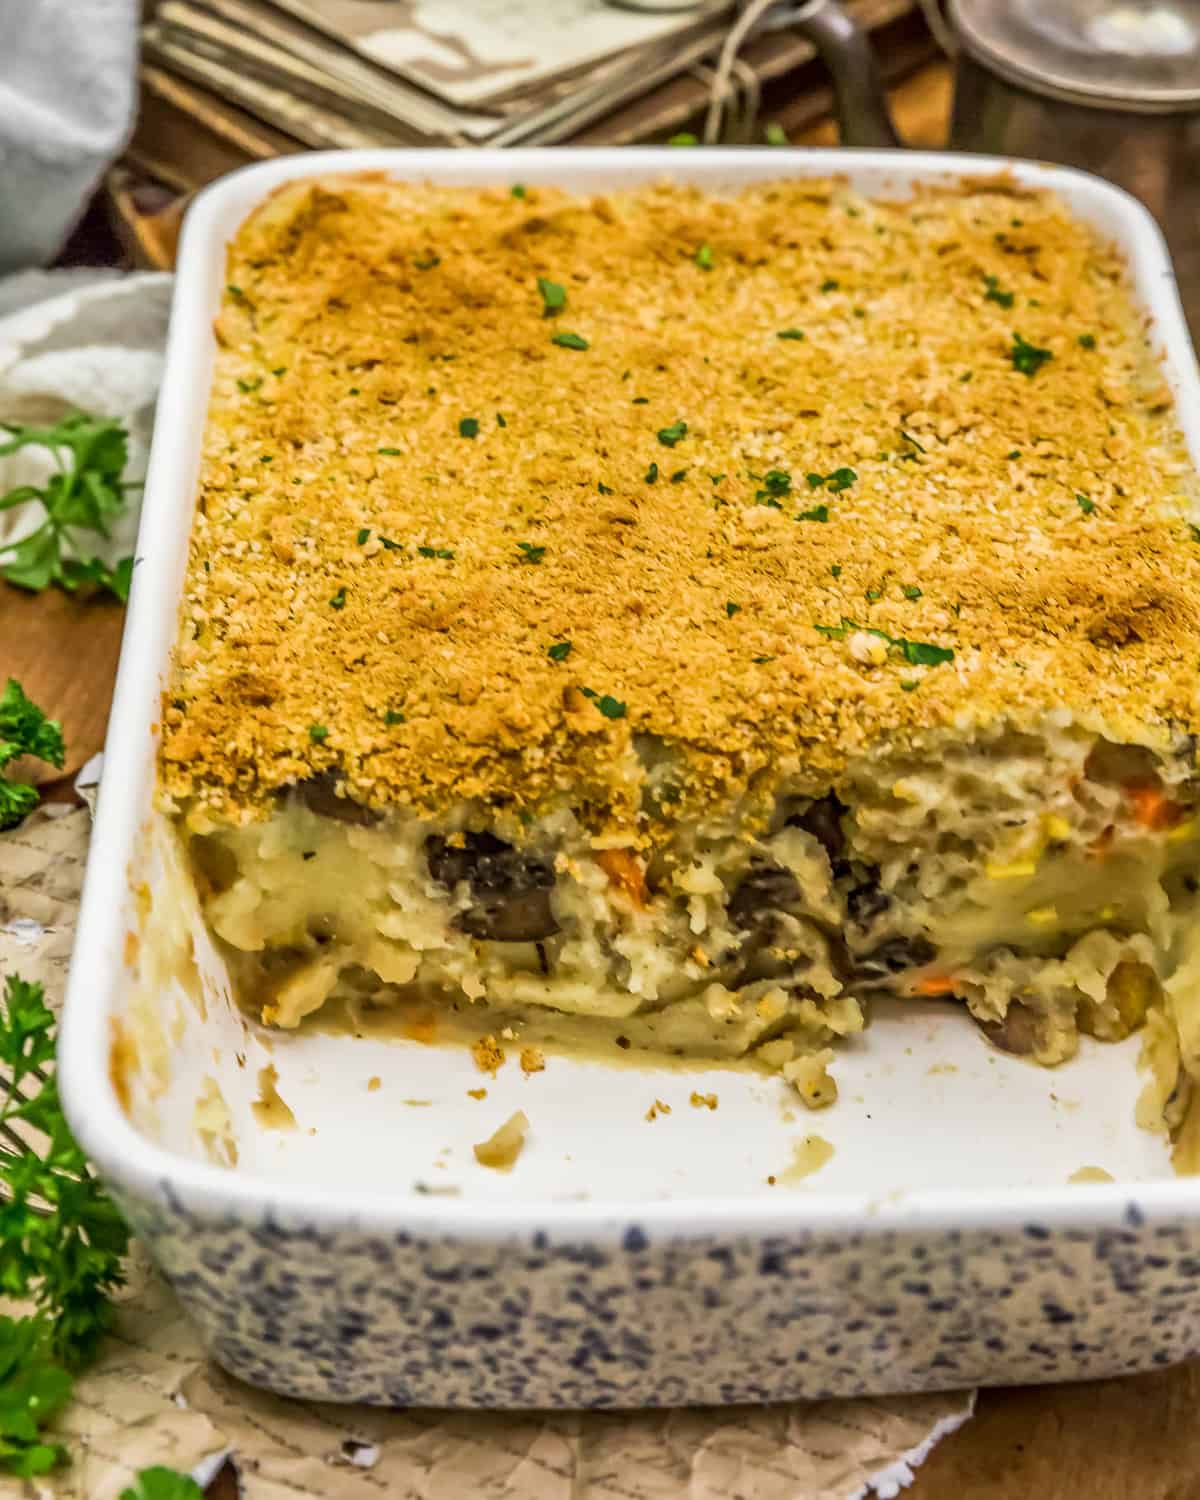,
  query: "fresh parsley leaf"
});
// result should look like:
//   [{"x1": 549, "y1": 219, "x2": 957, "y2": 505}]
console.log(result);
[
  {"x1": 226, "y1": 283, "x2": 245, "y2": 299},
  {"x1": 670, "y1": 469, "x2": 687, "y2": 483},
  {"x1": 760, "y1": 469, "x2": 791, "y2": 496},
  {"x1": 119, "y1": 1466, "x2": 204, "y2": 1500},
  {"x1": 357, "y1": 528, "x2": 371, "y2": 544},
  {"x1": 900, "y1": 639, "x2": 954, "y2": 666},
  {"x1": 668, "y1": 132, "x2": 698, "y2": 146},
  {"x1": 547, "y1": 641, "x2": 572, "y2": 662},
  {"x1": 753, "y1": 655, "x2": 775, "y2": 664},
  {"x1": 378, "y1": 446, "x2": 402, "y2": 456},
  {"x1": 1190, "y1": 524, "x2": 1200, "y2": 543},
  {"x1": 765, "y1": 122, "x2": 788, "y2": 146},
  {"x1": 517, "y1": 542, "x2": 546, "y2": 564},
  {"x1": 458, "y1": 417, "x2": 480, "y2": 439},
  {"x1": 902, "y1": 584, "x2": 923, "y2": 599},
  {"x1": 899, "y1": 429, "x2": 926, "y2": 454},
  {"x1": 695, "y1": 243, "x2": 714, "y2": 271},
  {"x1": 308, "y1": 724, "x2": 329, "y2": 743},
  {"x1": 901, "y1": 680, "x2": 919, "y2": 692},
  {"x1": 0, "y1": 413, "x2": 137, "y2": 601},
  {"x1": 417, "y1": 546, "x2": 455, "y2": 559},
  {"x1": 0, "y1": 1315, "x2": 73, "y2": 1476},
  {"x1": 820, "y1": 278, "x2": 839, "y2": 293},
  {"x1": 414, "y1": 254, "x2": 440, "y2": 270},
  {"x1": 537, "y1": 277, "x2": 566, "y2": 316},
  {"x1": 551, "y1": 332, "x2": 589, "y2": 350},
  {"x1": 657, "y1": 420, "x2": 688, "y2": 448},
  {"x1": 379, "y1": 536, "x2": 403, "y2": 551},
  {"x1": 496, "y1": 413, "x2": 507, "y2": 428},
  {"x1": 865, "y1": 587, "x2": 882, "y2": 602},
  {"x1": 1077, "y1": 494, "x2": 1096, "y2": 515},
  {"x1": 329, "y1": 587, "x2": 347, "y2": 609},
  {"x1": 806, "y1": 467, "x2": 857, "y2": 493},
  {"x1": 776, "y1": 328, "x2": 805, "y2": 341},
  {"x1": 236, "y1": 377, "x2": 261, "y2": 394},
  {"x1": 983, "y1": 274, "x2": 1014, "y2": 309},
  {"x1": 1011, "y1": 332, "x2": 1052, "y2": 377},
  {"x1": 0, "y1": 680, "x2": 65, "y2": 832},
  {"x1": 511, "y1": 183, "x2": 527, "y2": 199},
  {"x1": 384, "y1": 709, "x2": 406, "y2": 725},
  {"x1": 797, "y1": 504, "x2": 829, "y2": 522},
  {"x1": 1078, "y1": 333, "x2": 1096, "y2": 350},
  {"x1": 0, "y1": 975, "x2": 131, "y2": 1370},
  {"x1": 644, "y1": 463, "x2": 659, "y2": 484},
  {"x1": 725, "y1": 601, "x2": 741, "y2": 618},
  {"x1": 830, "y1": 564, "x2": 842, "y2": 577},
  {"x1": 596, "y1": 695, "x2": 626, "y2": 720},
  {"x1": 597, "y1": 481, "x2": 614, "y2": 495}
]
